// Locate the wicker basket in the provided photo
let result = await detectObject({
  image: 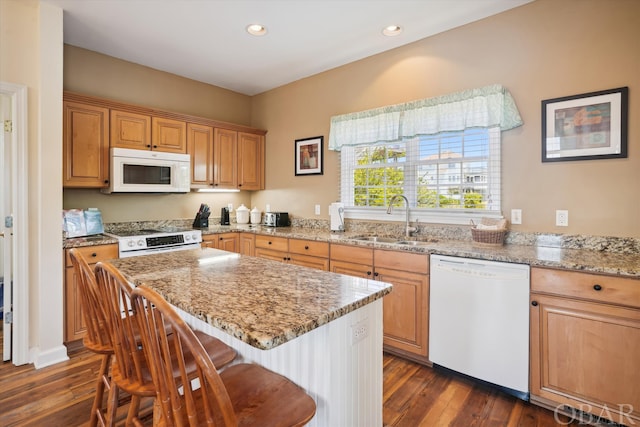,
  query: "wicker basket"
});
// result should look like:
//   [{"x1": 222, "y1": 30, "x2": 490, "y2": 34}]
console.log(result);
[{"x1": 470, "y1": 218, "x2": 507, "y2": 246}]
